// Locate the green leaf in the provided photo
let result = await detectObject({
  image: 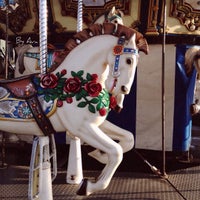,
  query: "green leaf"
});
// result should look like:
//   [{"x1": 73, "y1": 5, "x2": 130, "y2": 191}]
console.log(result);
[
  {"x1": 86, "y1": 73, "x2": 92, "y2": 81},
  {"x1": 44, "y1": 95, "x2": 51, "y2": 102},
  {"x1": 57, "y1": 84, "x2": 63, "y2": 89},
  {"x1": 90, "y1": 98, "x2": 99, "y2": 104},
  {"x1": 76, "y1": 92, "x2": 82, "y2": 101},
  {"x1": 51, "y1": 94, "x2": 58, "y2": 100},
  {"x1": 60, "y1": 95, "x2": 67, "y2": 101},
  {"x1": 77, "y1": 101, "x2": 87, "y2": 108},
  {"x1": 57, "y1": 89, "x2": 63, "y2": 94},
  {"x1": 88, "y1": 104, "x2": 95, "y2": 113},
  {"x1": 56, "y1": 72, "x2": 60, "y2": 77},
  {"x1": 81, "y1": 89, "x2": 87, "y2": 96},
  {"x1": 71, "y1": 71, "x2": 76, "y2": 77},
  {"x1": 77, "y1": 70, "x2": 84, "y2": 77},
  {"x1": 59, "y1": 78, "x2": 66, "y2": 83},
  {"x1": 96, "y1": 103, "x2": 102, "y2": 111}
]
